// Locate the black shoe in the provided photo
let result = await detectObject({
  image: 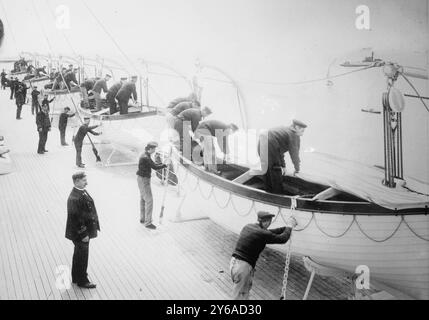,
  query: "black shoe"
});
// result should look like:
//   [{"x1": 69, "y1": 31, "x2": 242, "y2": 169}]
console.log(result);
[
  {"x1": 145, "y1": 224, "x2": 157, "y2": 230},
  {"x1": 37, "y1": 151, "x2": 44, "y2": 154},
  {"x1": 16, "y1": 118, "x2": 22, "y2": 120},
  {"x1": 77, "y1": 282, "x2": 96, "y2": 289},
  {"x1": 43, "y1": 150, "x2": 48, "y2": 152},
  {"x1": 77, "y1": 164, "x2": 85, "y2": 168},
  {"x1": 140, "y1": 219, "x2": 145, "y2": 224},
  {"x1": 62, "y1": 143, "x2": 69, "y2": 146}
]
